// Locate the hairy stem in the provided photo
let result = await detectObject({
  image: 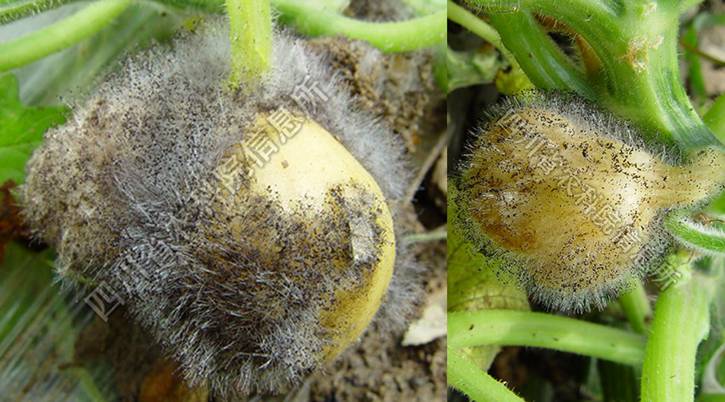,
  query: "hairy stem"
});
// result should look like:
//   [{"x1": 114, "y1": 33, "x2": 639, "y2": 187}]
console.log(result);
[
  {"x1": 154, "y1": 0, "x2": 445, "y2": 52},
  {"x1": 666, "y1": 211, "x2": 725, "y2": 256},
  {"x1": 447, "y1": 1, "x2": 506, "y2": 59},
  {"x1": 618, "y1": 280, "x2": 651, "y2": 334},
  {"x1": 0, "y1": 0, "x2": 131, "y2": 72},
  {"x1": 467, "y1": 0, "x2": 718, "y2": 149},
  {"x1": 641, "y1": 263, "x2": 714, "y2": 402},
  {"x1": 0, "y1": 0, "x2": 76, "y2": 24},
  {"x1": 486, "y1": 11, "x2": 592, "y2": 96},
  {"x1": 449, "y1": 310, "x2": 646, "y2": 365},
  {"x1": 225, "y1": 0, "x2": 272, "y2": 89},
  {"x1": 1, "y1": 0, "x2": 444, "y2": 73},
  {"x1": 274, "y1": 0, "x2": 445, "y2": 52},
  {"x1": 448, "y1": 347, "x2": 525, "y2": 402}
]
